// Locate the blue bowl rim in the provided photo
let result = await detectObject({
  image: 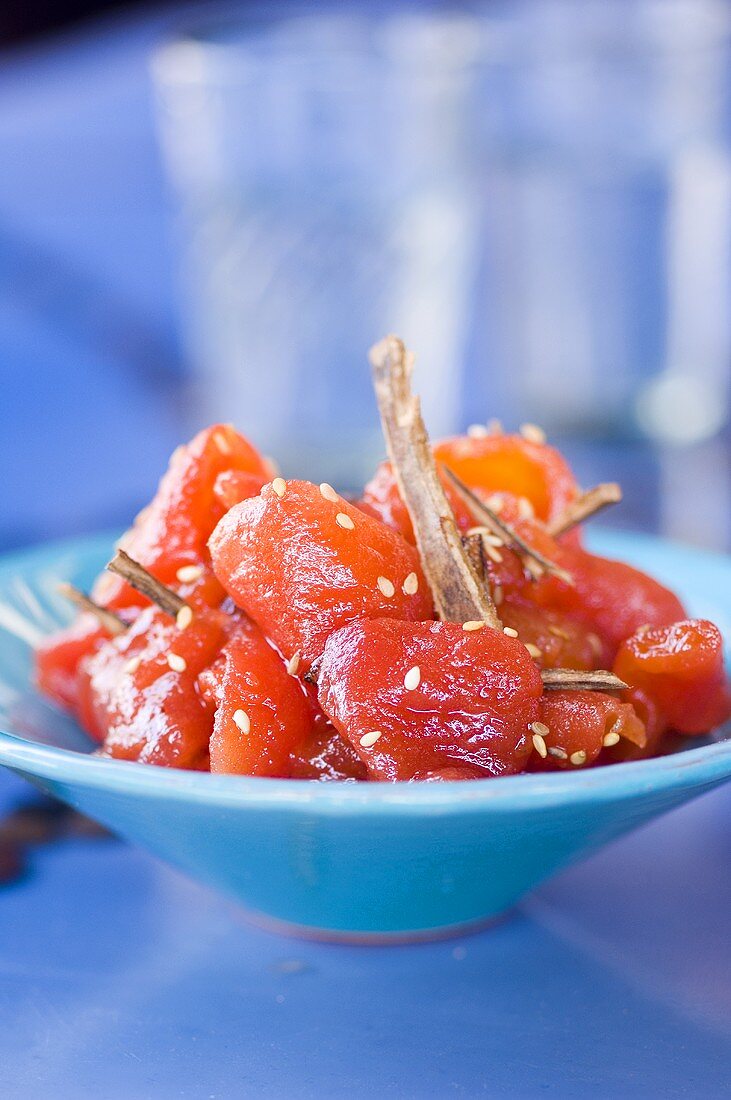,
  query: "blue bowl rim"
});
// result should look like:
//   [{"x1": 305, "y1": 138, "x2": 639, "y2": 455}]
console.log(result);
[{"x1": 0, "y1": 530, "x2": 730, "y2": 816}]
